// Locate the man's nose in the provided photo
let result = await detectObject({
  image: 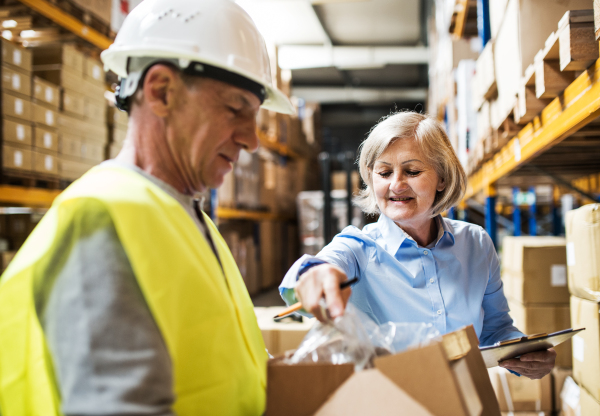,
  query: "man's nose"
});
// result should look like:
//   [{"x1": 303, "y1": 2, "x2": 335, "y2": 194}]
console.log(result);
[{"x1": 235, "y1": 119, "x2": 259, "y2": 152}]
